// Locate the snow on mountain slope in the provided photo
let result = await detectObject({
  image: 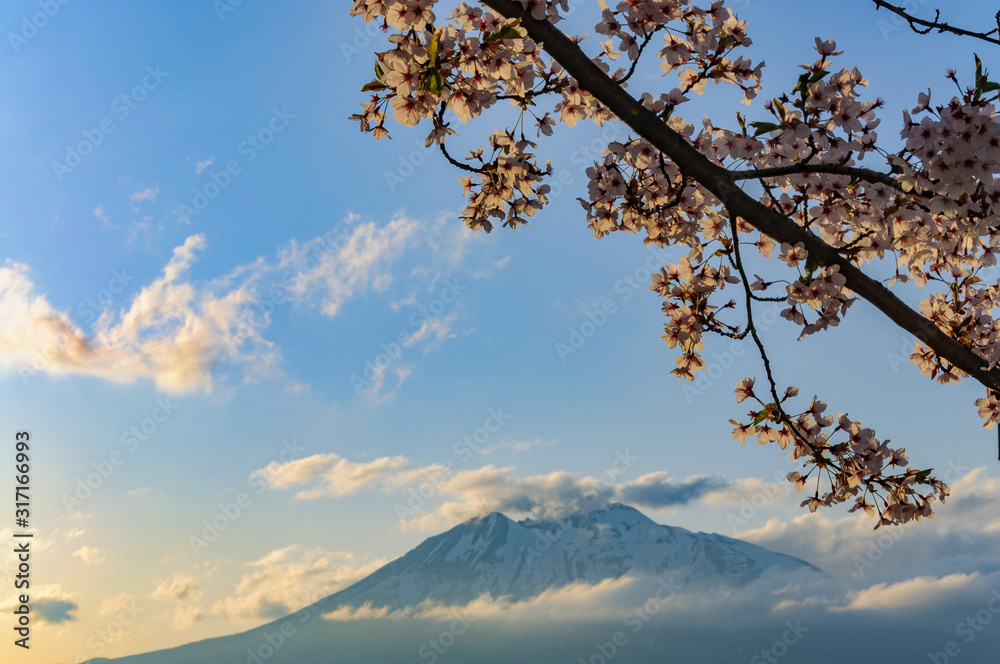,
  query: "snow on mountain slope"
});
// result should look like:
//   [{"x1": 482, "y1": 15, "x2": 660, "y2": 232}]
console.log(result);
[
  {"x1": 324, "y1": 503, "x2": 822, "y2": 609},
  {"x1": 84, "y1": 503, "x2": 822, "y2": 664}
]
